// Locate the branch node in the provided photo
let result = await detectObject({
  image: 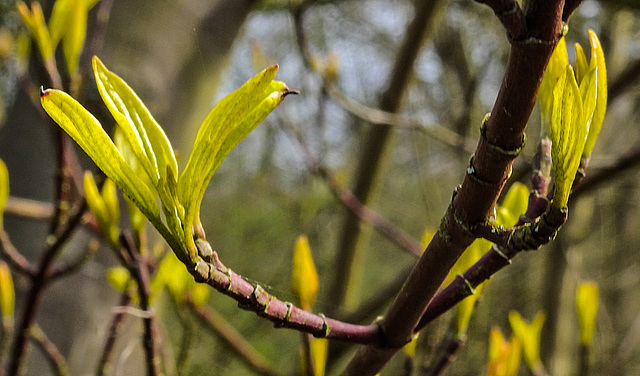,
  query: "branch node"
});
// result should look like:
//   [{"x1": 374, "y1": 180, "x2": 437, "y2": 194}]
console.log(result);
[
  {"x1": 313, "y1": 313, "x2": 331, "y2": 338},
  {"x1": 480, "y1": 120, "x2": 526, "y2": 157},
  {"x1": 252, "y1": 285, "x2": 270, "y2": 314}
]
